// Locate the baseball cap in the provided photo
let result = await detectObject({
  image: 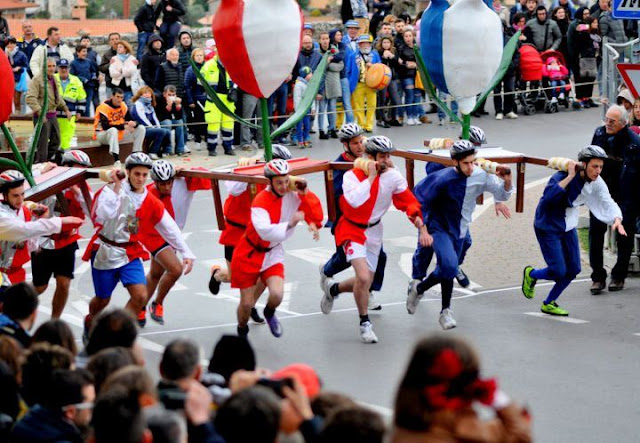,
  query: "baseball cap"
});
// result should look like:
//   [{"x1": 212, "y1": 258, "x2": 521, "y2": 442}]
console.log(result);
[
  {"x1": 57, "y1": 59, "x2": 70, "y2": 68},
  {"x1": 345, "y1": 20, "x2": 359, "y2": 28}
]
